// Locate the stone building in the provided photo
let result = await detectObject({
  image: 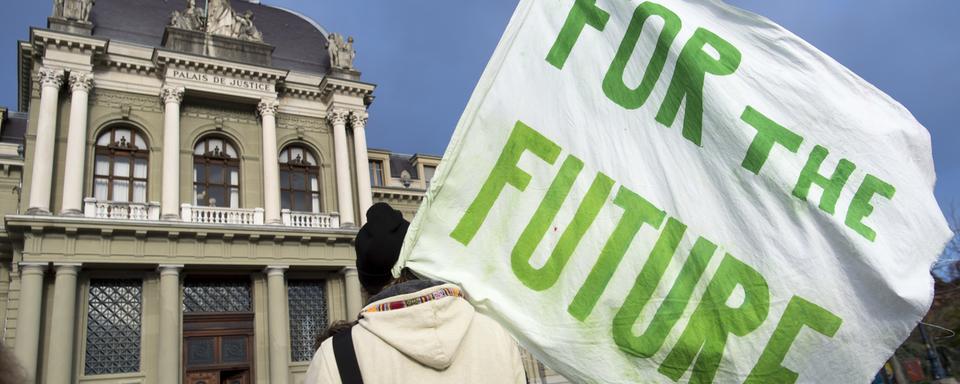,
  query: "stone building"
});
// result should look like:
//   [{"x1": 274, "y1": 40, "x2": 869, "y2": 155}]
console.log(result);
[{"x1": 0, "y1": 0, "x2": 570, "y2": 383}]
